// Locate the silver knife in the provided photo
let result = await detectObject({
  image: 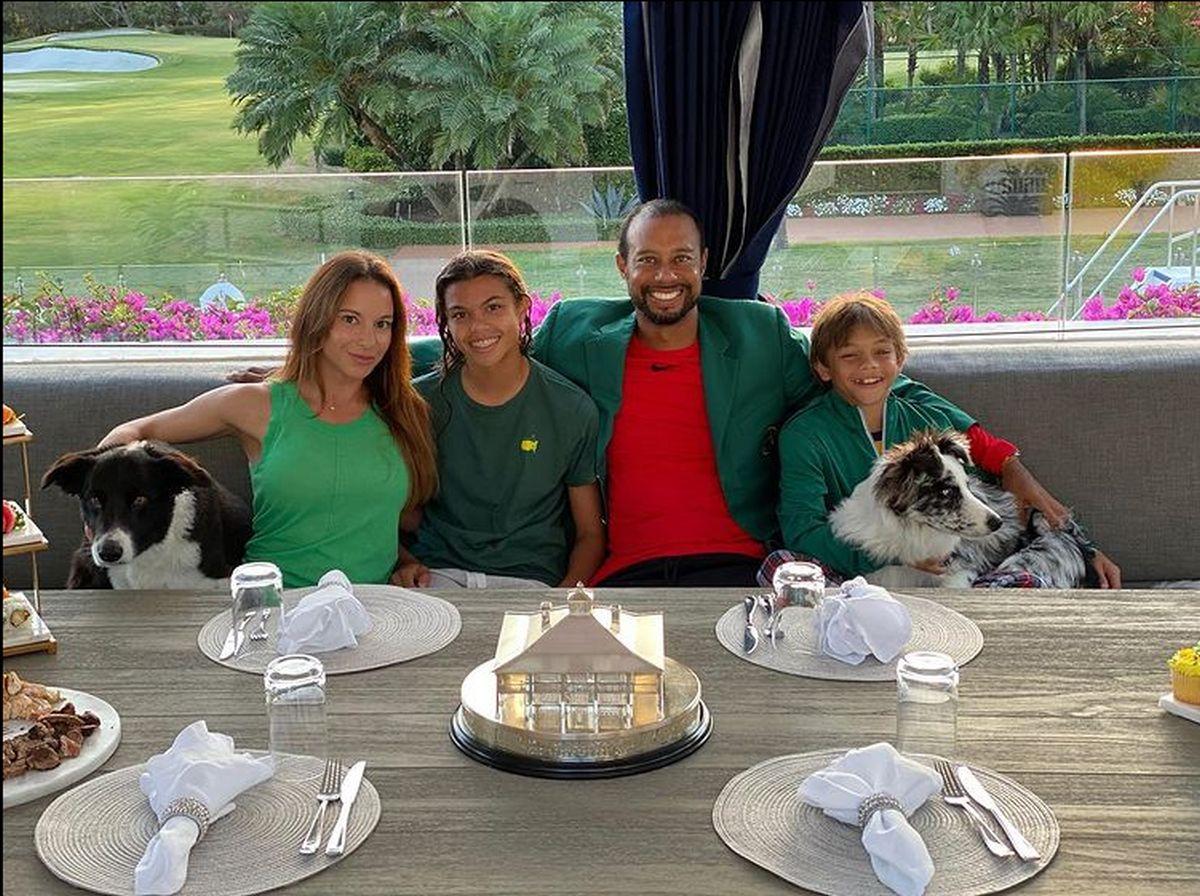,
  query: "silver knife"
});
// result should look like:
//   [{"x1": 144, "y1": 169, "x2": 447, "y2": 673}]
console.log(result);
[
  {"x1": 219, "y1": 610, "x2": 254, "y2": 659},
  {"x1": 324, "y1": 759, "x2": 366, "y2": 856},
  {"x1": 955, "y1": 765, "x2": 1041, "y2": 861},
  {"x1": 742, "y1": 596, "x2": 760, "y2": 654}
]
